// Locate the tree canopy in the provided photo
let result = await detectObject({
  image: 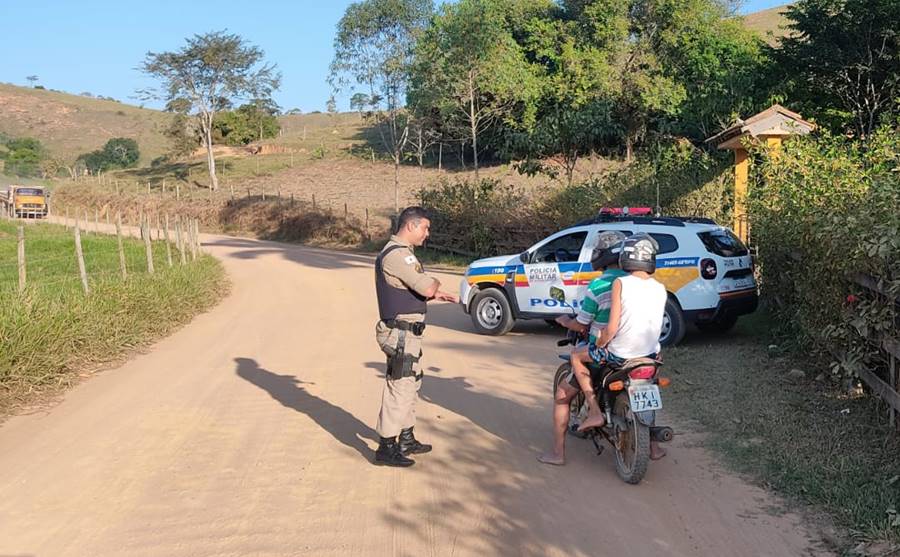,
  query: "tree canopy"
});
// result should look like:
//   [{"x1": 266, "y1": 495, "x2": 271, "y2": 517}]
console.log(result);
[
  {"x1": 140, "y1": 31, "x2": 281, "y2": 190},
  {"x1": 773, "y1": 0, "x2": 900, "y2": 138}
]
